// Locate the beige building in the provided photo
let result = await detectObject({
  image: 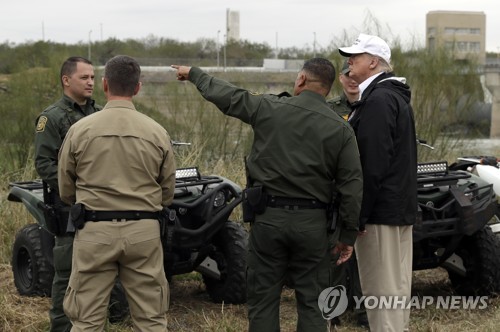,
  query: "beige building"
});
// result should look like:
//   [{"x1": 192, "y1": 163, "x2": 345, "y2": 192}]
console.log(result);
[
  {"x1": 426, "y1": 11, "x2": 486, "y2": 64},
  {"x1": 226, "y1": 9, "x2": 240, "y2": 42}
]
